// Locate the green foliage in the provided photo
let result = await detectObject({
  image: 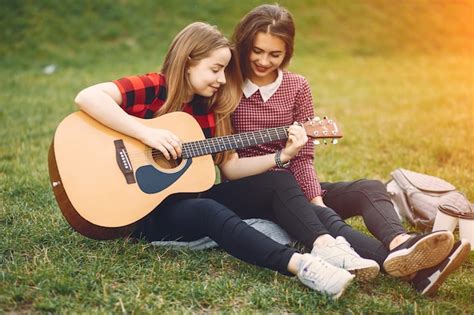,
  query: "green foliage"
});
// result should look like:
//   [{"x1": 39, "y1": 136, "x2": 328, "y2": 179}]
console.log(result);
[{"x1": 1, "y1": 0, "x2": 473, "y2": 313}]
